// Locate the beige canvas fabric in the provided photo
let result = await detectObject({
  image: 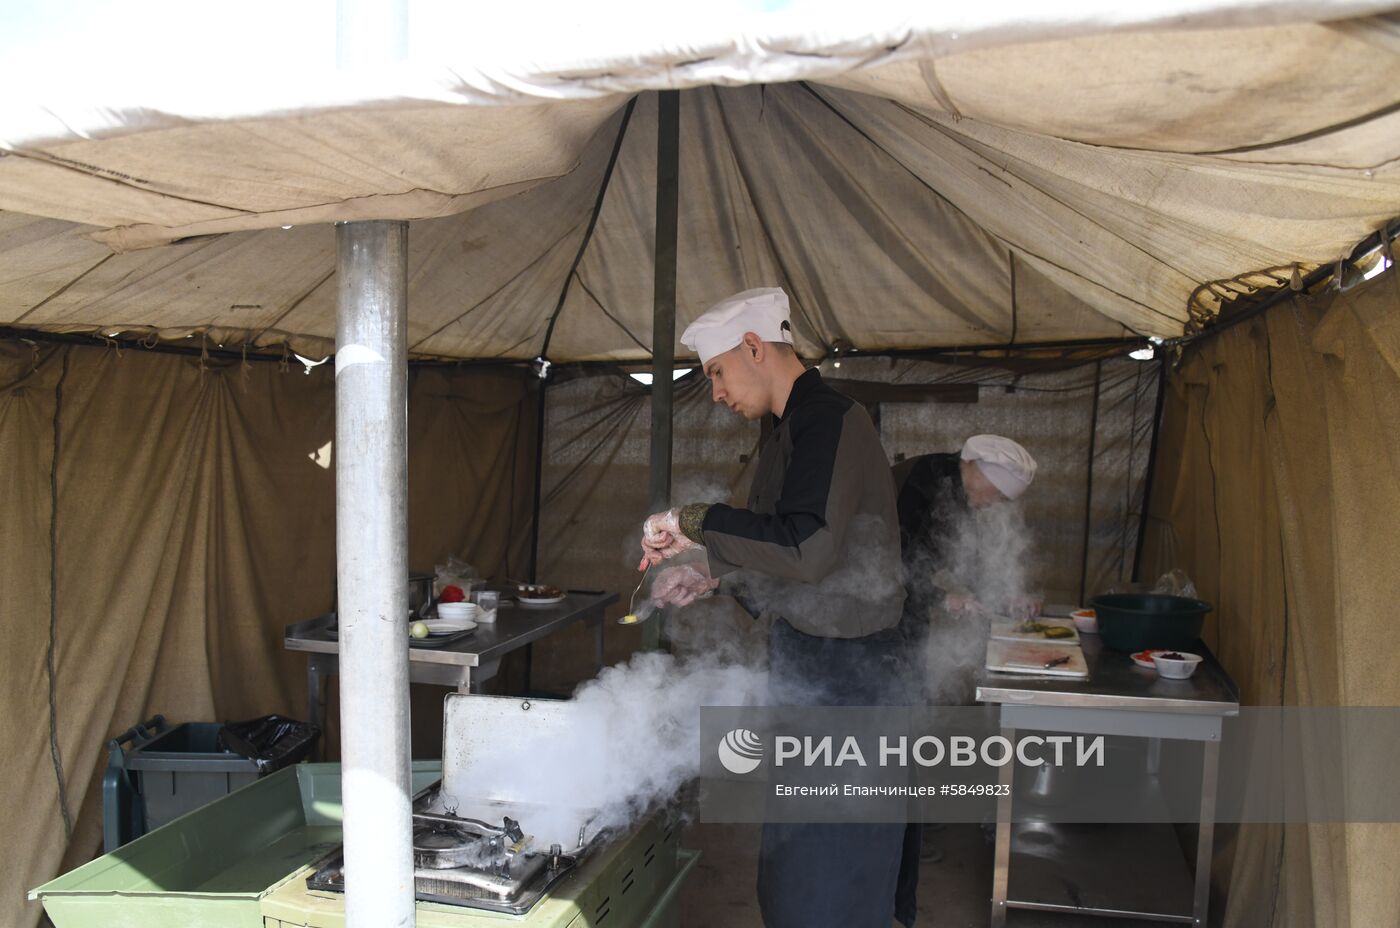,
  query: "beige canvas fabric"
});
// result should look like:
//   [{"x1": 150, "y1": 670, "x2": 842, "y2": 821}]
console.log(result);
[
  {"x1": 528, "y1": 355, "x2": 1157, "y2": 689},
  {"x1": 0, "y1": 343, "x2": 537, "y2": 928},
  {"x1": 1, "y1": 16, "x2": 1398, "y2": 360},
  {"x1": 1142, "y1": 274, "x2": 1400, "y2": 926}
]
